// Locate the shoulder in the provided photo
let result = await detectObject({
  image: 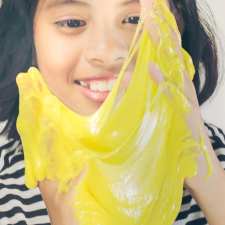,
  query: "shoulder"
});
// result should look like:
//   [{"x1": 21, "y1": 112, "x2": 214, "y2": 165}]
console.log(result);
[
  {"x1": 0, "y1": 132, "x2": 50, "y2": 224},
  {"x1": 0, "y1": 137, "x2": 23, "y2": 173},
  {"x1": 204, "y1": 122, "x2": 225, "y2": 168},
  {"x1": 0, "y1": 120, "x2": 24, "y2": 171},
  {"x1": 204, "y1": 122, "x2": 225, "y2": 146}
]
